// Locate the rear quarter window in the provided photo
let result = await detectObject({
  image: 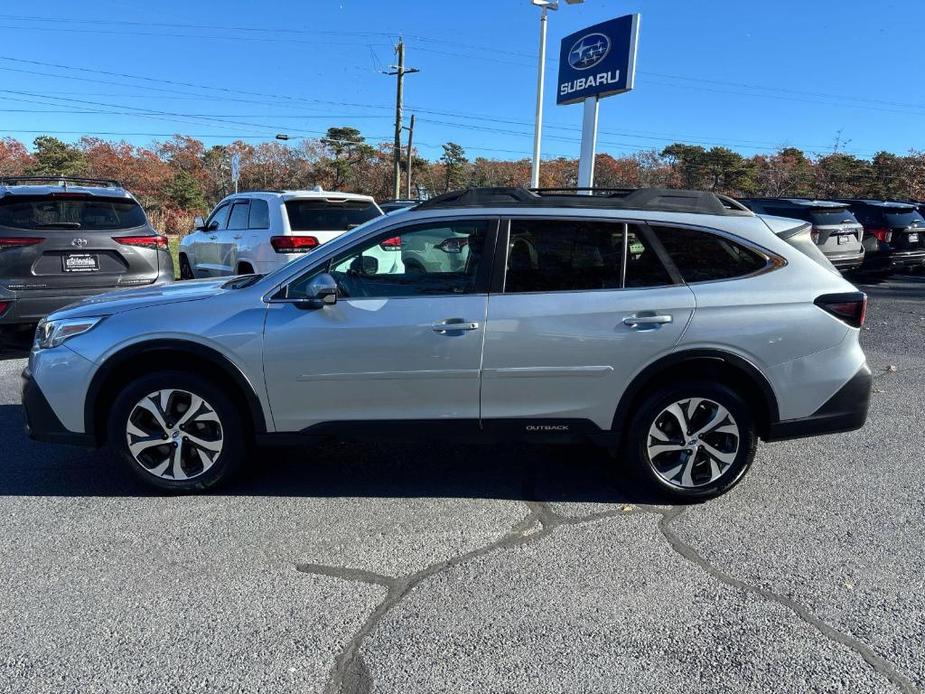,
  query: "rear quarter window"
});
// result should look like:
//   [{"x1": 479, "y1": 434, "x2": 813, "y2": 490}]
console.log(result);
[{"x1": 652, "y1": 225, "x2": 768, "y2": 282}]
